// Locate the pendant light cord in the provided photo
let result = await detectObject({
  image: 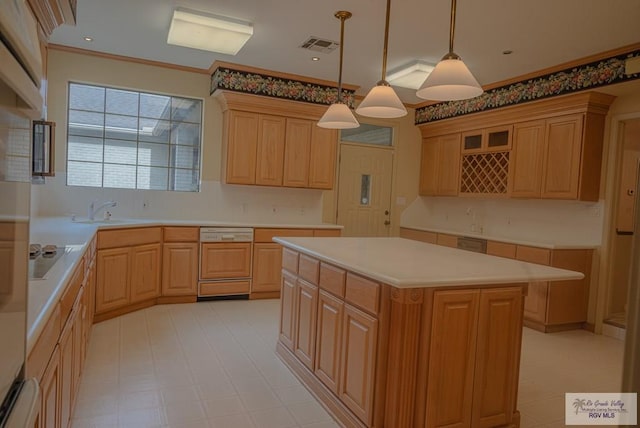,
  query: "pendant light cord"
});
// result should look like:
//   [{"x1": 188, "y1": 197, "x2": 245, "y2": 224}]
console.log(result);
[
  {"x1": 381, "y1": 0, "x2": 391, "y2": 82},
  {"x1": 338, "y1": 14, "x2": 345, "y2": 102},
  {"x1": 449, "y1": 0, "x2": 457, "y2": 54}
]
